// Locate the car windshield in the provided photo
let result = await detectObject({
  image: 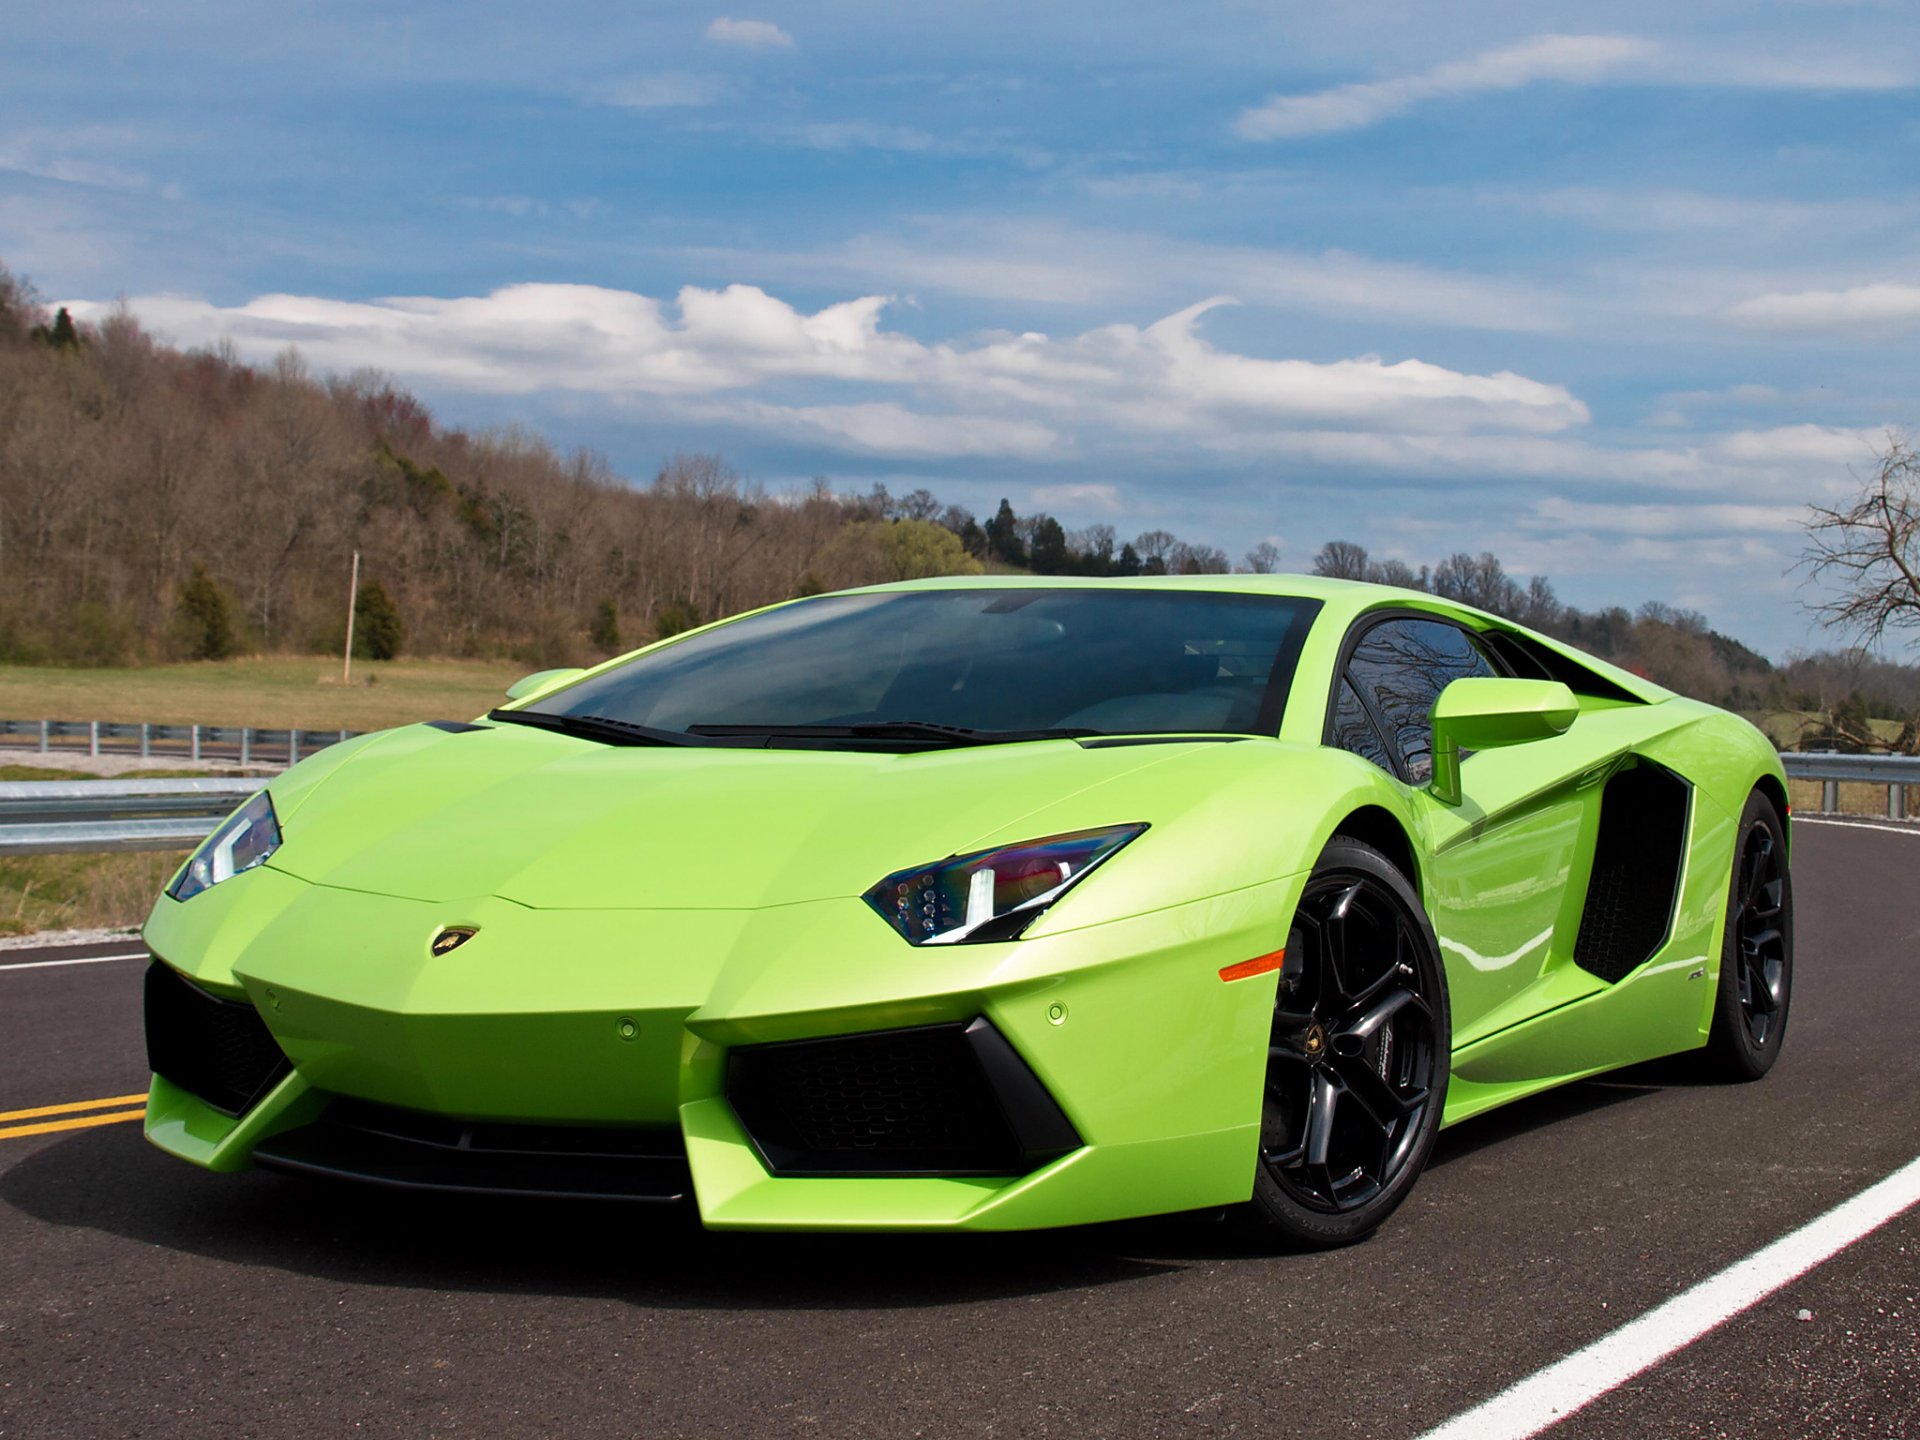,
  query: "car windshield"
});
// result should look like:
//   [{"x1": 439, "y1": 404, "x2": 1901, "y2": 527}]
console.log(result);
[{"x1": 510, "y1": 587, "x2": 1320, "y2": 745}]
